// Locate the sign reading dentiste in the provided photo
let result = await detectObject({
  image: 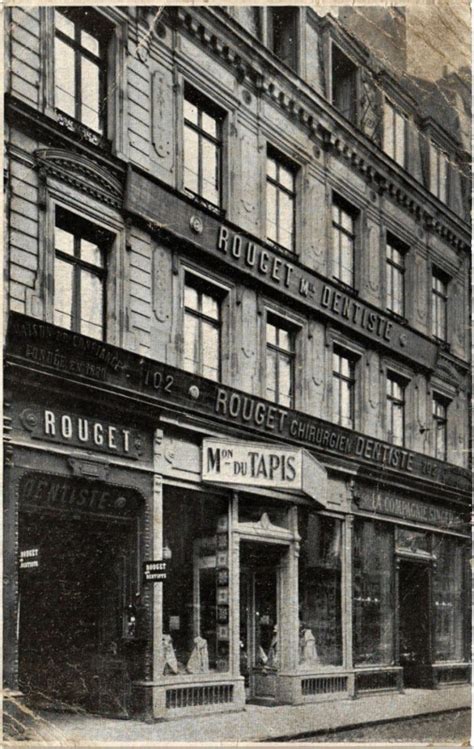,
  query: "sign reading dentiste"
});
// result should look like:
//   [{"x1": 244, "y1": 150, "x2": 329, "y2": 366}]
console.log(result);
[{"x1": 202, "y1": 438, "x2": 327, "y2": 503}]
